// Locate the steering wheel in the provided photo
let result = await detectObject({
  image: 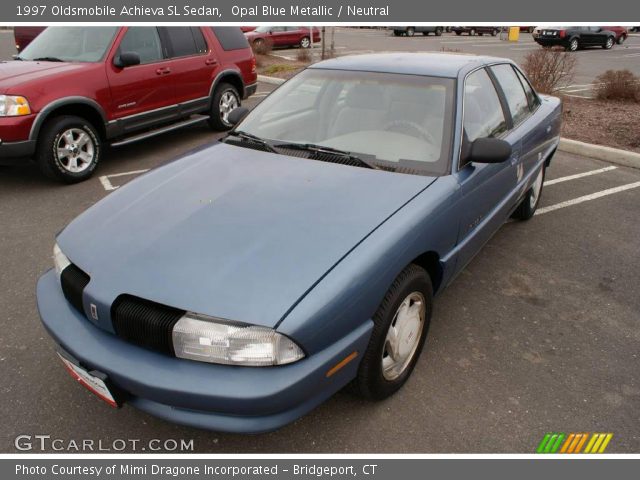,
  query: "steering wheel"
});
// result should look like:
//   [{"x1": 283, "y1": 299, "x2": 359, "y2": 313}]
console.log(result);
[{"x1": 383, "y1": 119, "x2": 437, "y2": 145}]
